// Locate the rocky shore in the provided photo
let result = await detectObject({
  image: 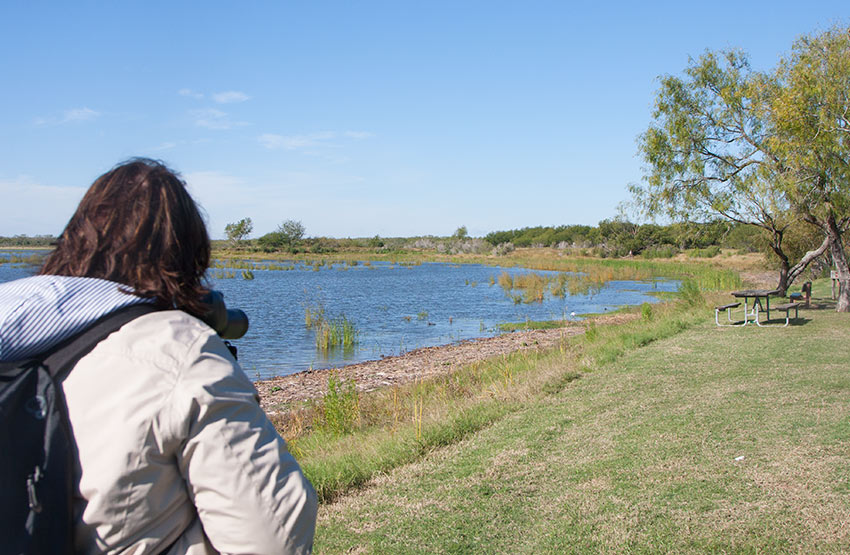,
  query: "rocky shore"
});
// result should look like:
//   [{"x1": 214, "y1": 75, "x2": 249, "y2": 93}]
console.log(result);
[{"x1": 255, "y1": 312, "x2": 639, "y2": 412}]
